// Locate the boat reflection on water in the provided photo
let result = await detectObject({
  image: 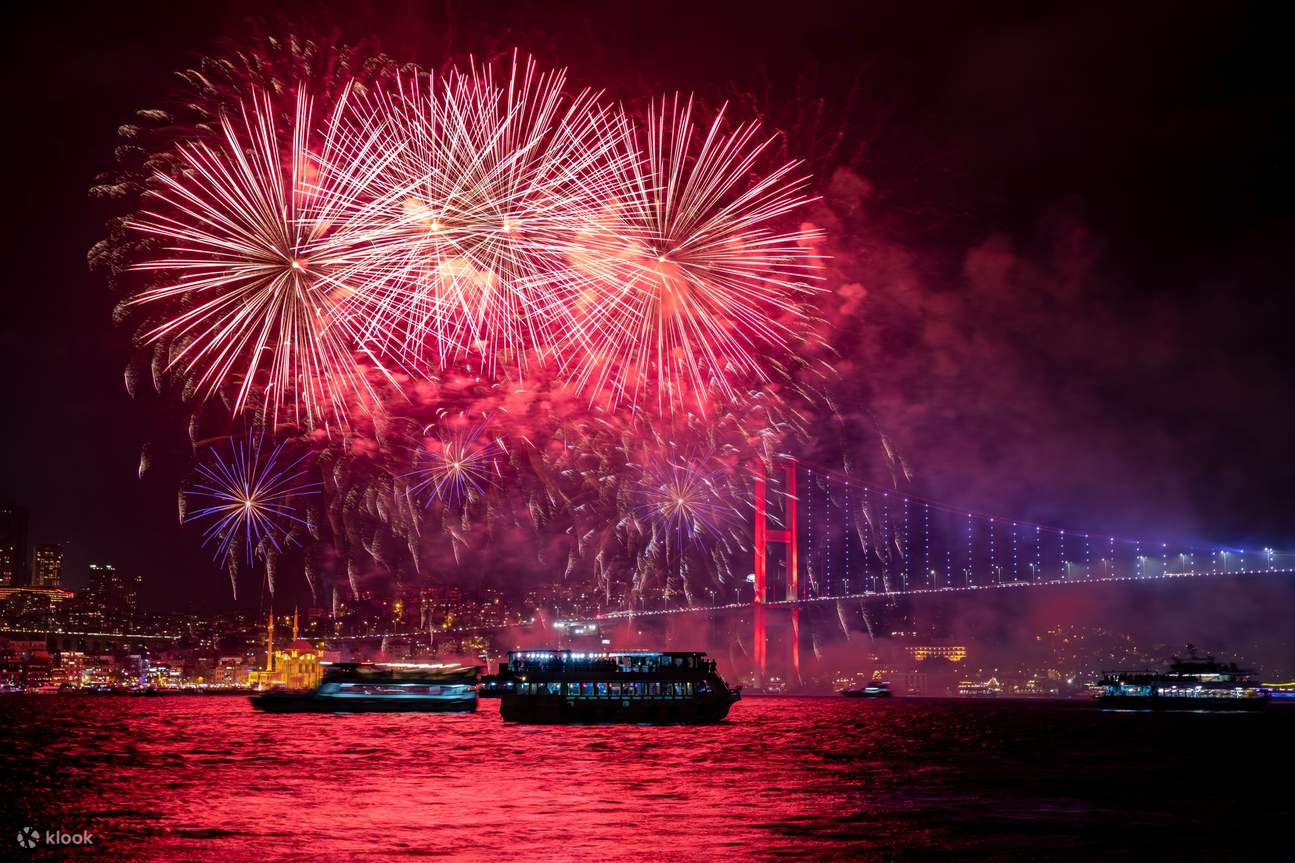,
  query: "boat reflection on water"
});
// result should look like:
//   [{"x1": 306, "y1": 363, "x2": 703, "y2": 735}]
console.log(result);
[{"x1": 250, "y1": 662, "x2": 478, "y2": 713}]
